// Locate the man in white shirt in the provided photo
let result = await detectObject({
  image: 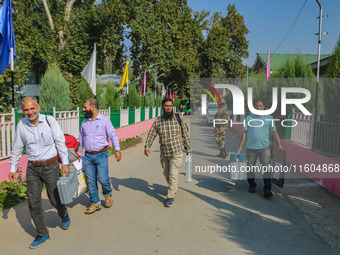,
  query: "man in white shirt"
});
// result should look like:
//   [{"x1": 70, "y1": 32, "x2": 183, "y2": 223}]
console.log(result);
[{"x1": 9, "y1": 97, "x2": 71, "y2": 249}]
